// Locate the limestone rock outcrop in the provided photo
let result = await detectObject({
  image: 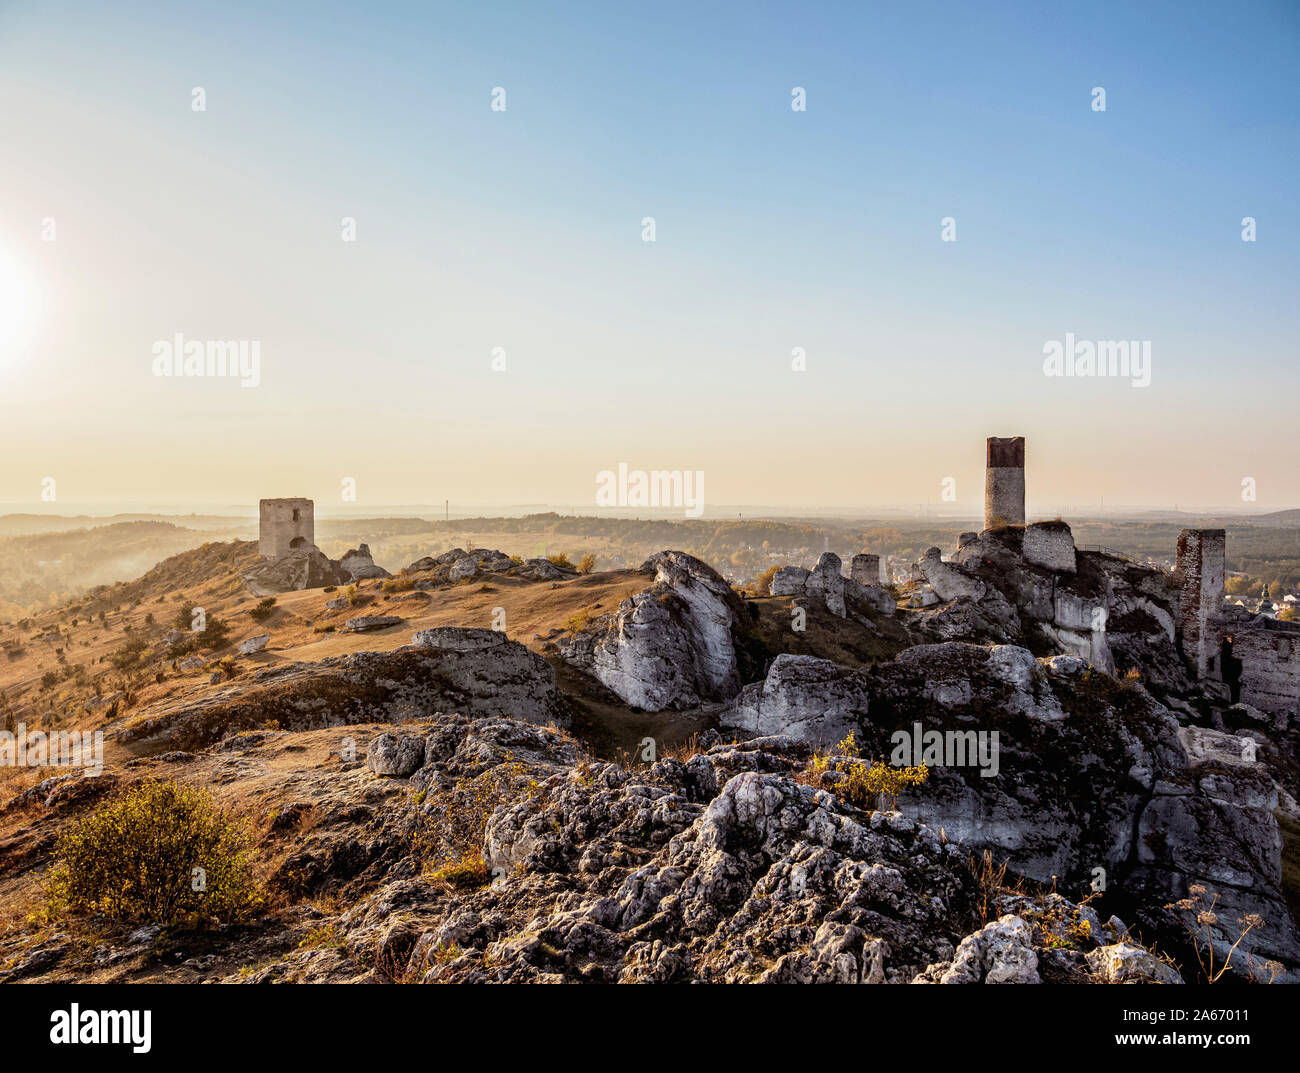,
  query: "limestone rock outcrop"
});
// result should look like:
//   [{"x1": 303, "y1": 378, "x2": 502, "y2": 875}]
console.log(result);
[
  {"x1": 400, "y1": 548, "x2": 574, "y2": 586},
  {"x1": 770, "y1": 555, "x2": 895, "y2": 618},
  {"x1": 716, "y1": 637, "x2": 1299, "y2": 981},
  {"x1": 366, "y1": 731, "x2": 426, "y2": 777},
  {"x1": 242, "y1": 547, "x2": 346, "y2": 596},
  {"x1": 905, "y1": 522, "x2": 1187, "y2": 683},
  {"x1": 337, "y1": 544, "x2": 391, "y2": 581},
  {"x1": 914, "y1": 914, "x2": 1041, "y2": 984},
  {"x1": 342, "y1": 615, "x2": 403, "y2": 632},
  {"x1": 237, "y1": 634, "x2": 270, "y2": 656},
  {"x1": 558, "y1": 551, "x2": 754, "y2": 710},
  {"x1": 117, "y1": 632, "x2": 562, "y2": 752},
  {"x1": 61, "y1": 716, "x2": 1179, "y2": 986},
  {"x1": 724, "y1": 654, "x2": 870, "y2": 742},
  {"x1": 804, "y1": 553, "x2": 847, "y2": 617}
]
